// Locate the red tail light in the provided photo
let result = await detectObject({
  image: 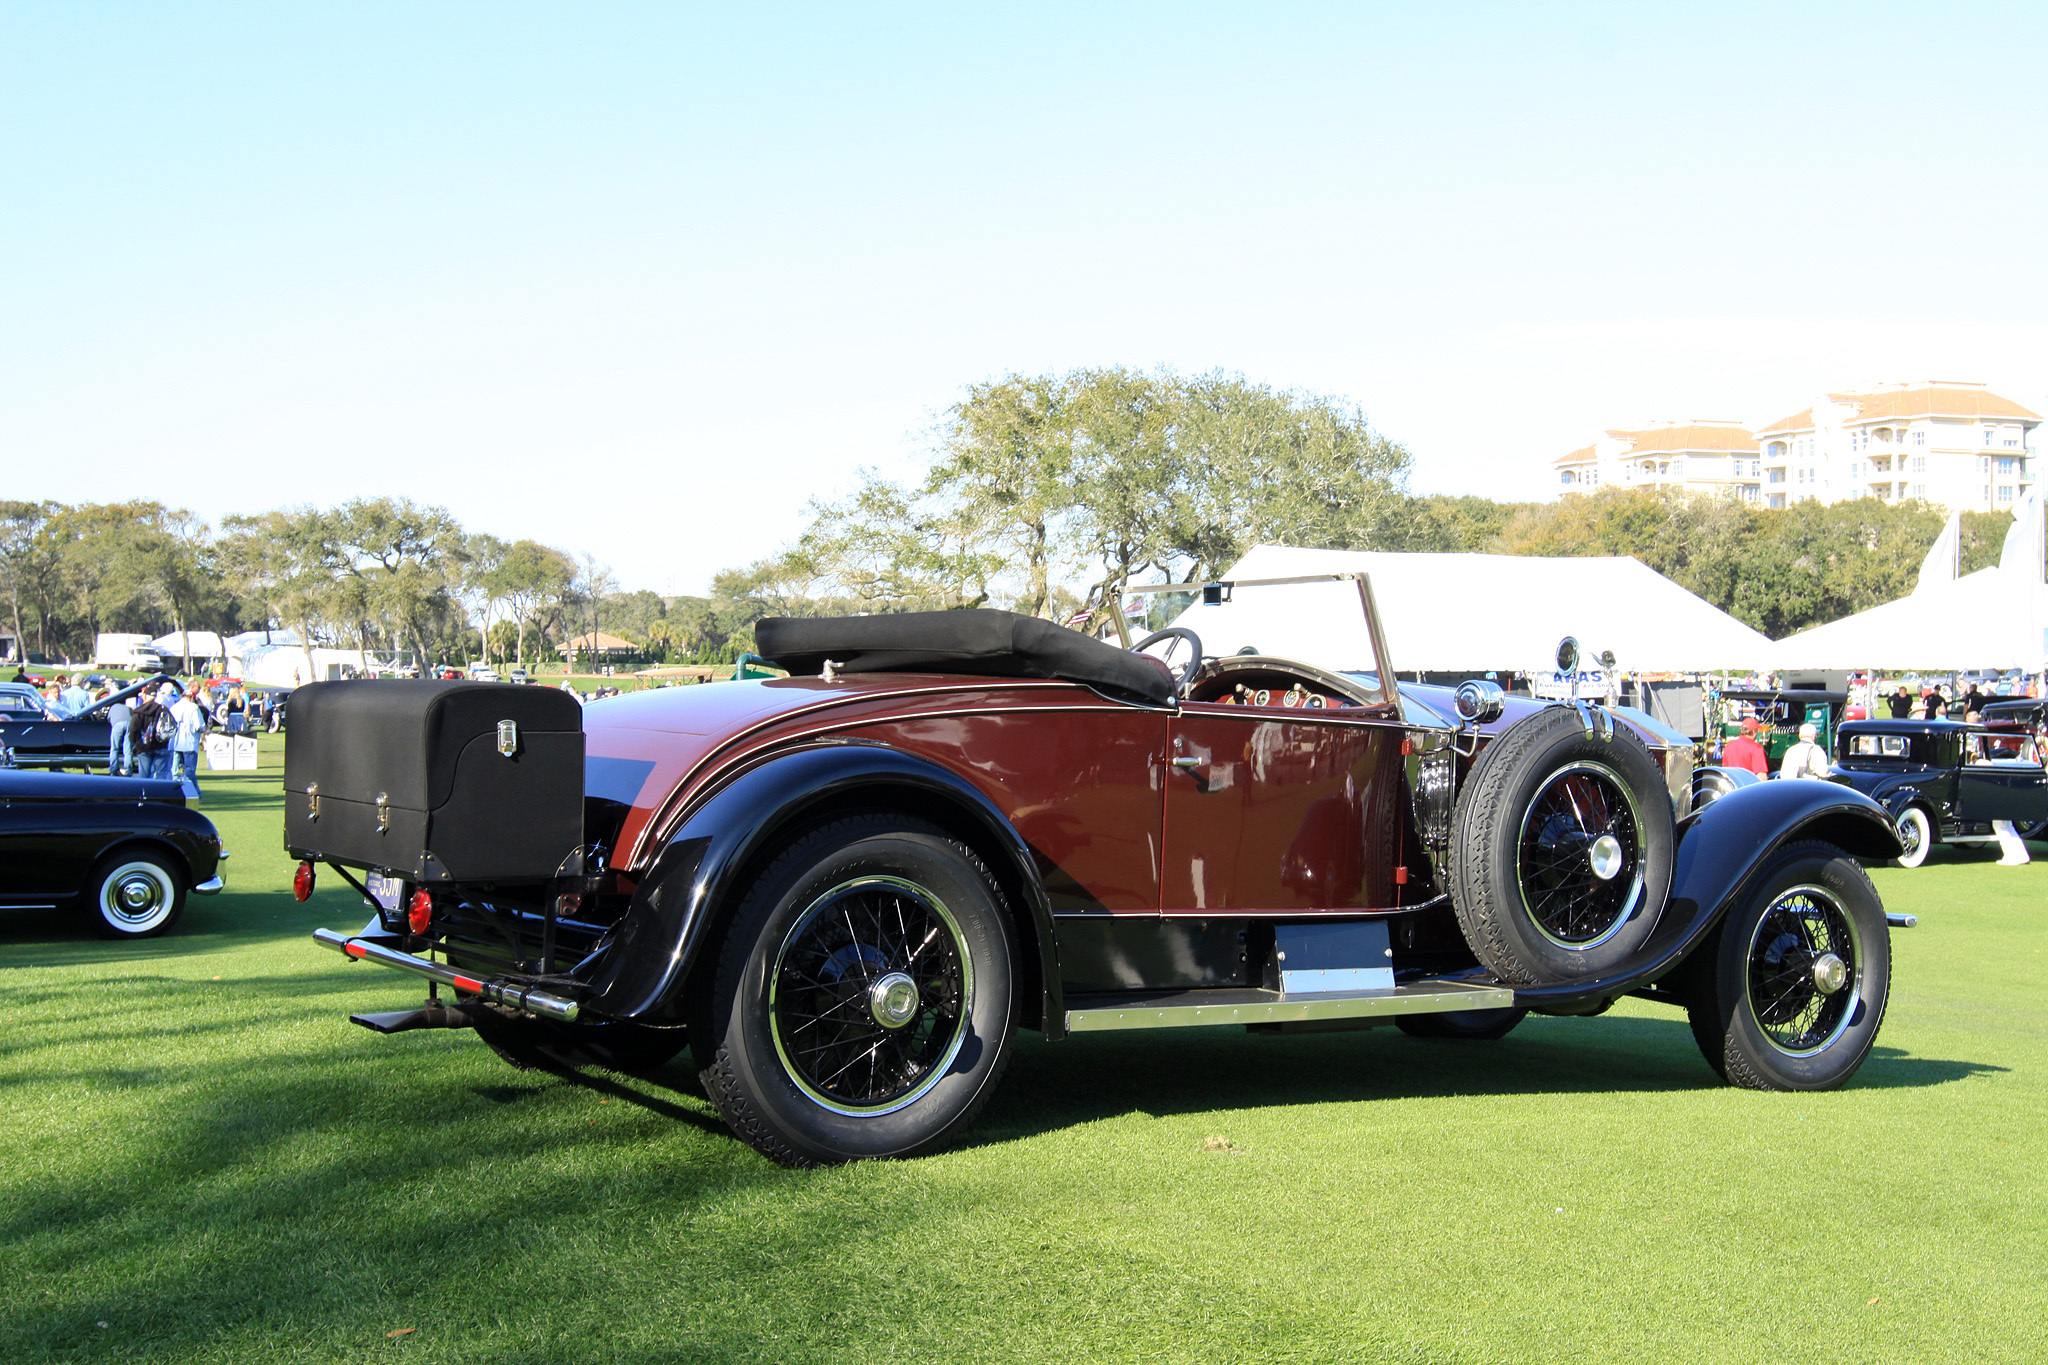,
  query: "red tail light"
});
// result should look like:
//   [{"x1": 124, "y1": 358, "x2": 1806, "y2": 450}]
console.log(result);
[
  {"x1": 407, "y1": 889, "x2": 433, "y2": 935},
  {"x1": 292, "y1": 860, "x2": 315, "y2": 902}
]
